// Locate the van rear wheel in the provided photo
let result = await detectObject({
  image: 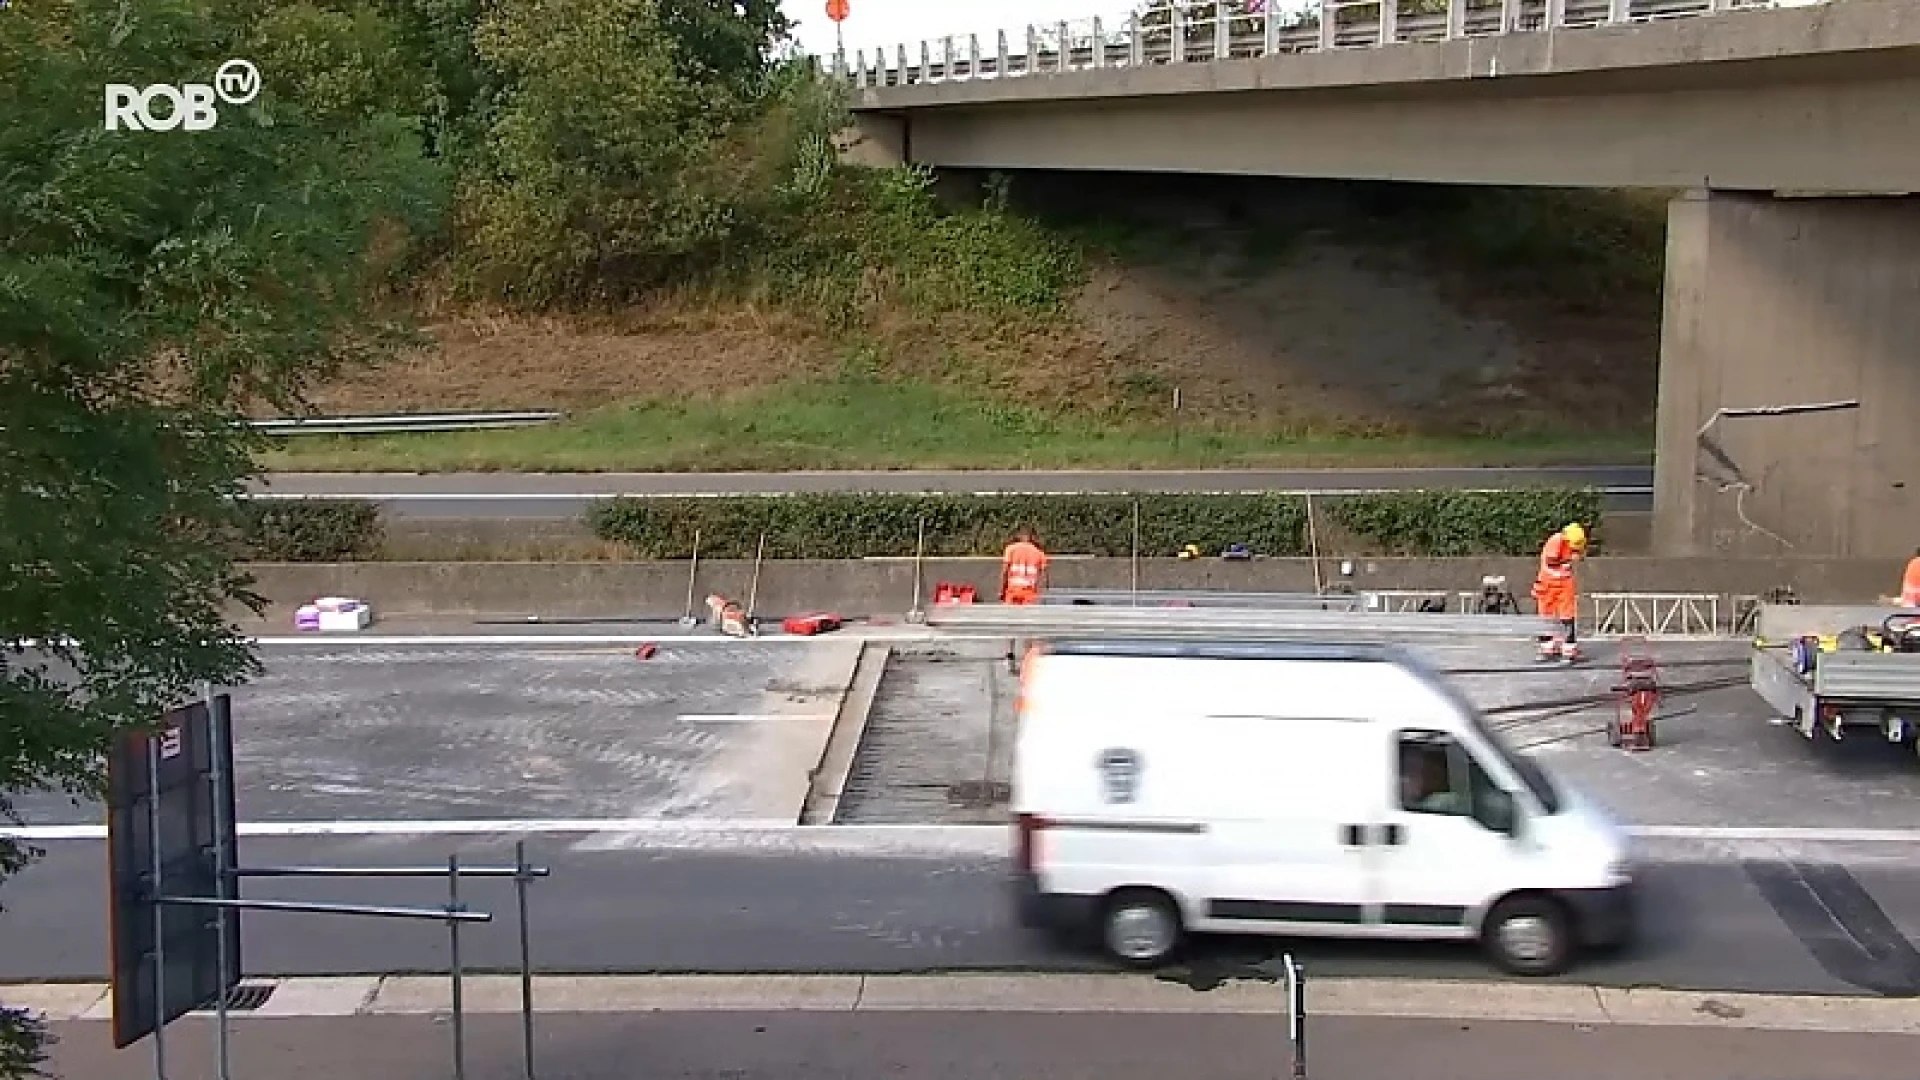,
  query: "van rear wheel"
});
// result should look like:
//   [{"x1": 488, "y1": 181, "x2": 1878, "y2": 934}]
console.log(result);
[
  {"x1": 1482, "y1": 894, "x2": 1573, "y2": 977},
  {"x1": 1101, "y1": 889, "x2": 1182, "y2": 969}
]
